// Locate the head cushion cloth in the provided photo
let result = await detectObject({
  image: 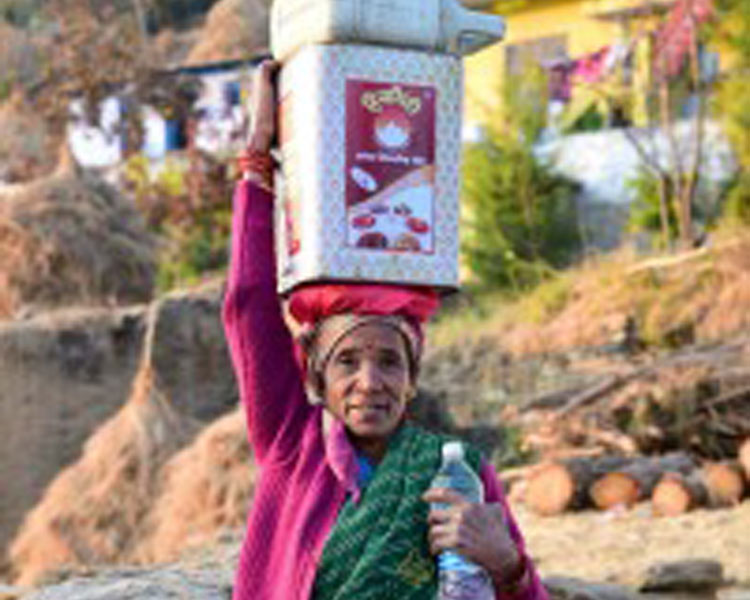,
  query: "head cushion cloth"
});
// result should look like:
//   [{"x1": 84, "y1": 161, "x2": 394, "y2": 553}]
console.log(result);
[
  {"x1": 288, "y1": 283, "x2": 439, "y2": 326},
  {"x1": 287, "y1": 283, "x2": 440, "y2": 402}
]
